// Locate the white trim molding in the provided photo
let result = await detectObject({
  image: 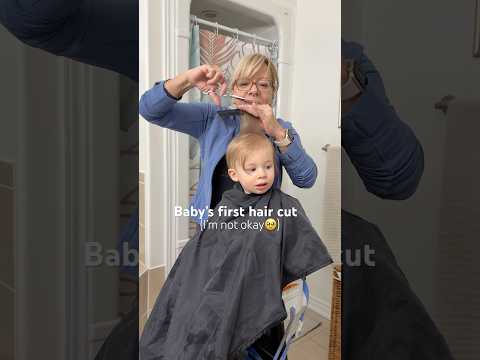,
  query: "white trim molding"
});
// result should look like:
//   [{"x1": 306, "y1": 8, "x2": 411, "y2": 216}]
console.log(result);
[
  {"x1": 309, "y1": 295, "x2": 332, "y2": 321},
  {"x1": 140, "y1": 0, "x2": 191, "y2": 273},
  {"x1": 64, "y1": 58, "x2": 92, "y2": 360}
]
